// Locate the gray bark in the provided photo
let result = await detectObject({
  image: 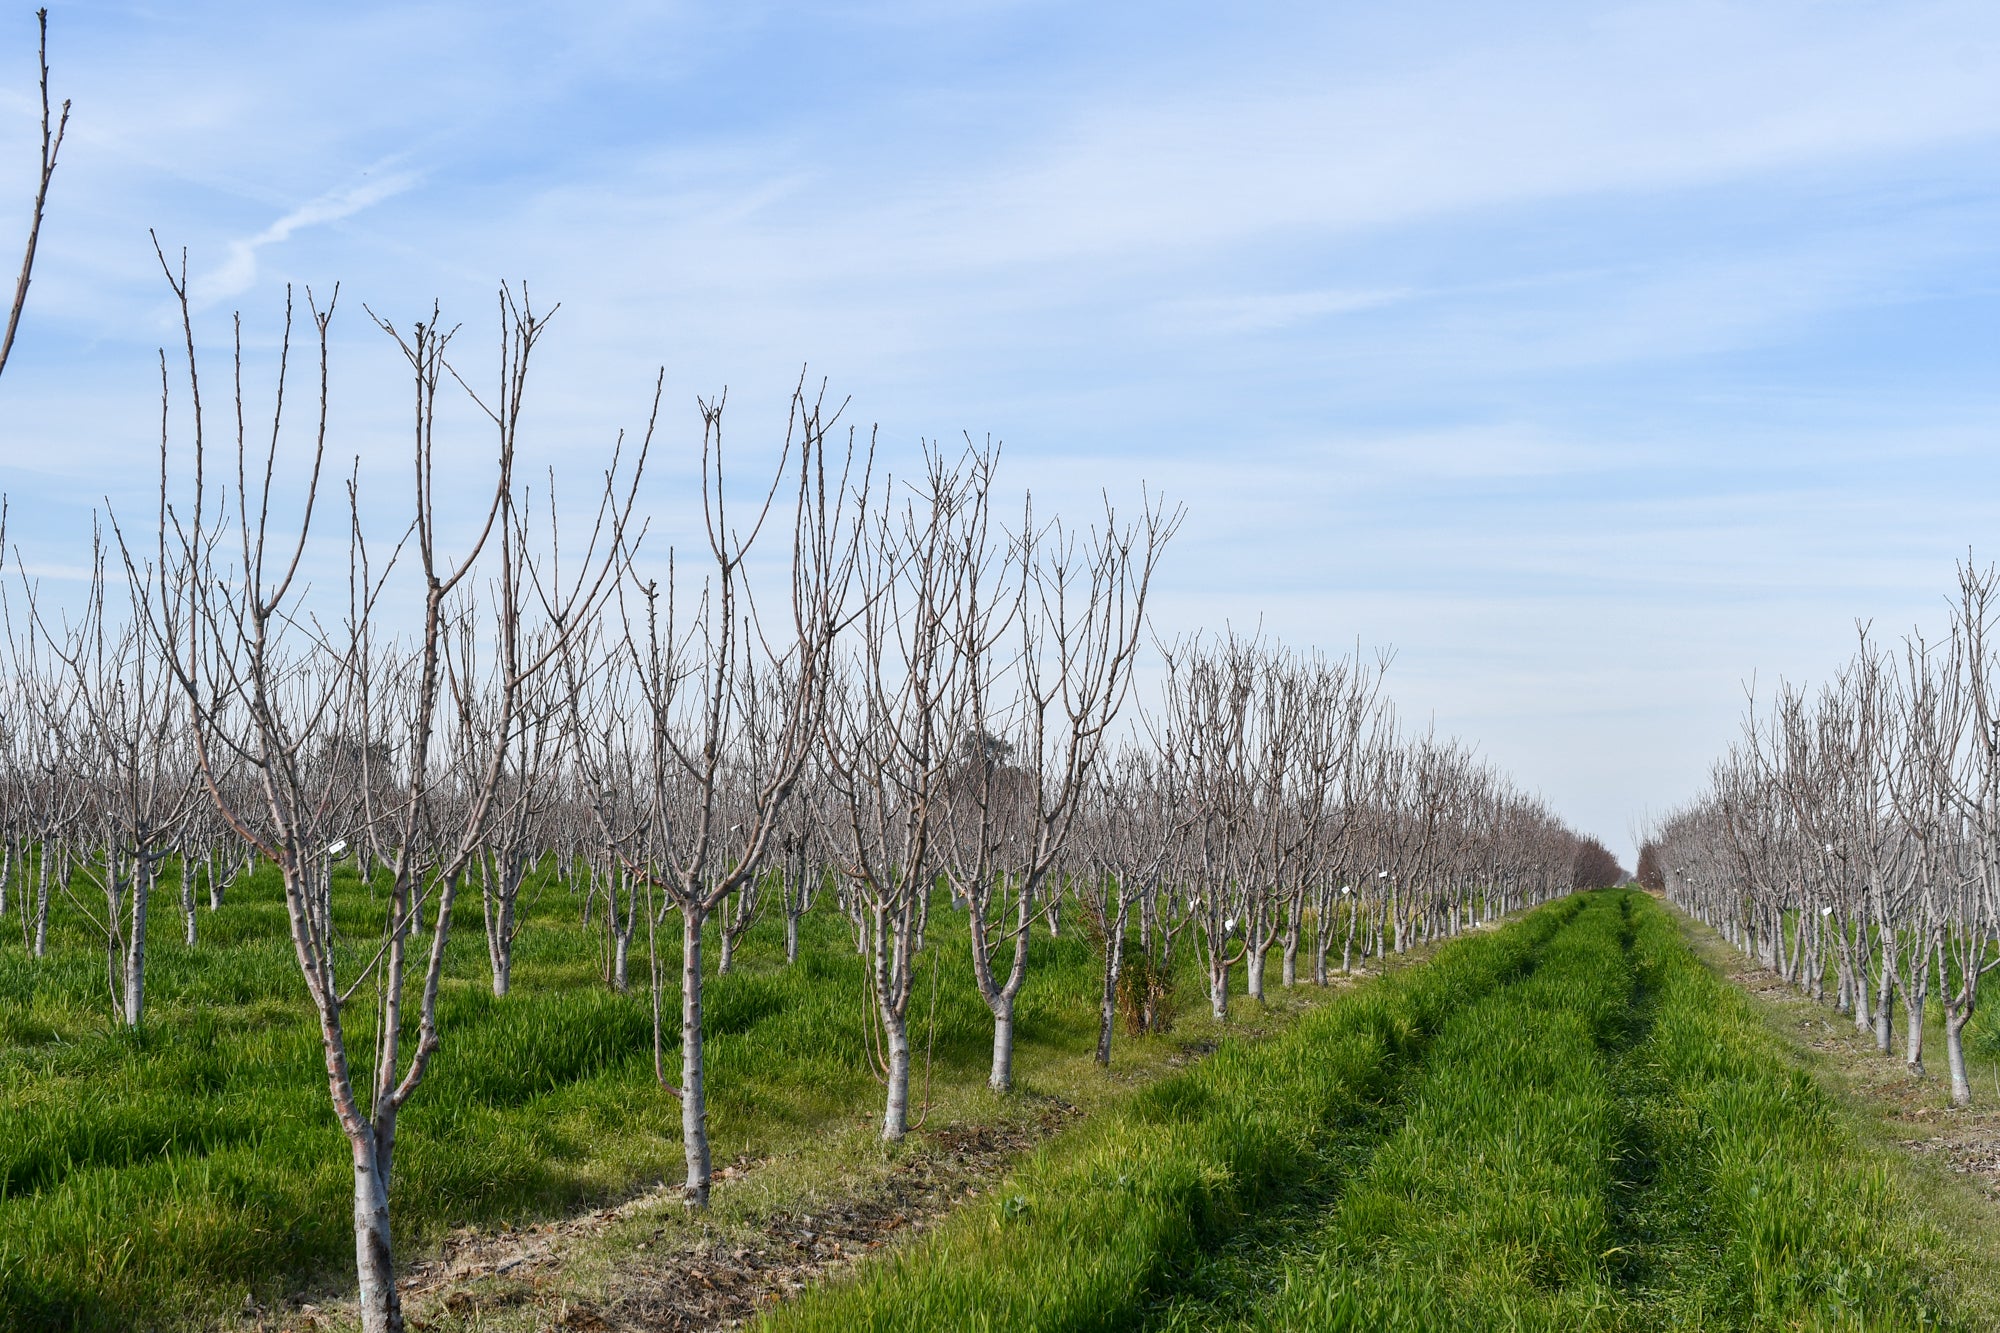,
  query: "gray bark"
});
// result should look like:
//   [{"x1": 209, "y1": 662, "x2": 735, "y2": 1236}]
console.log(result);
[
  {"x1": 352, "y1": 1133, "x2": 400, "y2": 1333},
  {"x1": 681, "y1": 903, "x2": 712, "y2": 1205},
  {"x1": 1095, "y1": 891, "x2": 1127, "y2": 1066}
]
